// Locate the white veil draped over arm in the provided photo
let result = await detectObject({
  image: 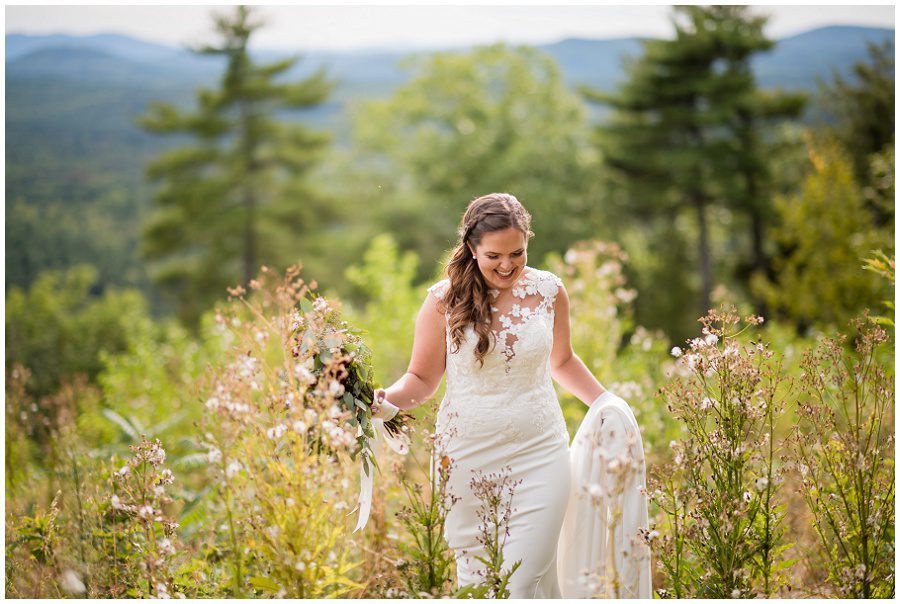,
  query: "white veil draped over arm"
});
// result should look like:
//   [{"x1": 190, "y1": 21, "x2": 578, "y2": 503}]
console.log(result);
[{"x1": 557, "y1": 391, "x2": 652, "y2": 598}]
